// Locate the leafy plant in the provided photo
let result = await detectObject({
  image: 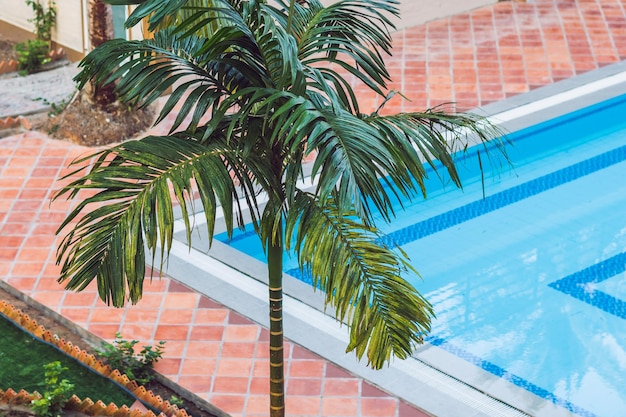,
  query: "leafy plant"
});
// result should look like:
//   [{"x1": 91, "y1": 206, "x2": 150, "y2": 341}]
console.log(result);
[
  {"x1": 14, "y1": 0, "x2": 57, "y2": 74},
  {"x1": 25, "y1": 0, "x2": 57, "y2": 44},
  {"x1": 14, "y1": 39, "x2": 51, "y2": 75},
  {"x1": 55, "y1": 1, "x2": 510, "y2": 415},
  {"x1": 30, "y1": 361, "x2": 74, "y2": 417},
  {"x1": 95, "y1": 332, "x2": 165, "y2": 385},
  {"x1": 34, "y1": 94, "x2": 72, "y2": 117},
  {"x1": 168, "y1": 395, "x2": 184, "y2": 408}
]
